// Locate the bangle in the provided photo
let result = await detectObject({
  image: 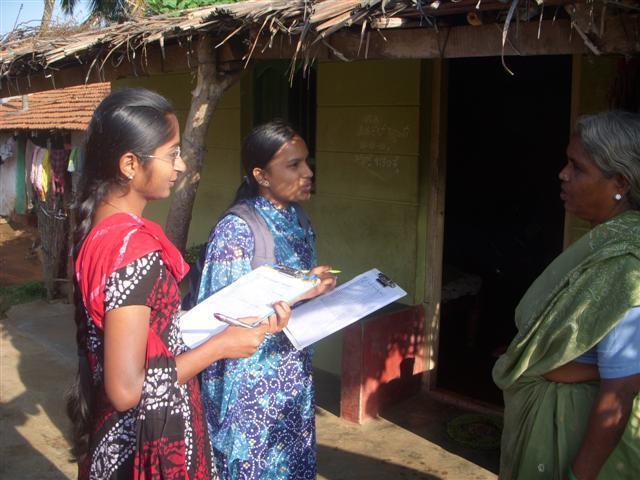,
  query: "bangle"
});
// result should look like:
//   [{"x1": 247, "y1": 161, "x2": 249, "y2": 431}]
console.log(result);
[{"x1": 567, "y1": 466, "x2": 578, "y2": 480}]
